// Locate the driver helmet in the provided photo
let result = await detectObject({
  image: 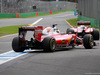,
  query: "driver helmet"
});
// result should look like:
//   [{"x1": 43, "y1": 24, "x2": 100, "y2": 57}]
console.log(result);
[{"x1": 52, "y1": 24, "x2": 60, "y2": 33}]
